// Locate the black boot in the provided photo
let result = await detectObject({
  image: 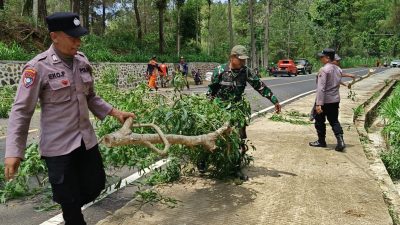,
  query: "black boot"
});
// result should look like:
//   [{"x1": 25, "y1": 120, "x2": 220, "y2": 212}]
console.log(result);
[
  {"x1": 197, "y1": 160, "x2": 207, "y2": 174},
  {"x1": 335, "y1": 134, "x2": 346, "y2": 152},
  {"x1": 309, "y1": 140, "x2": 327, "y2": 147}
]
